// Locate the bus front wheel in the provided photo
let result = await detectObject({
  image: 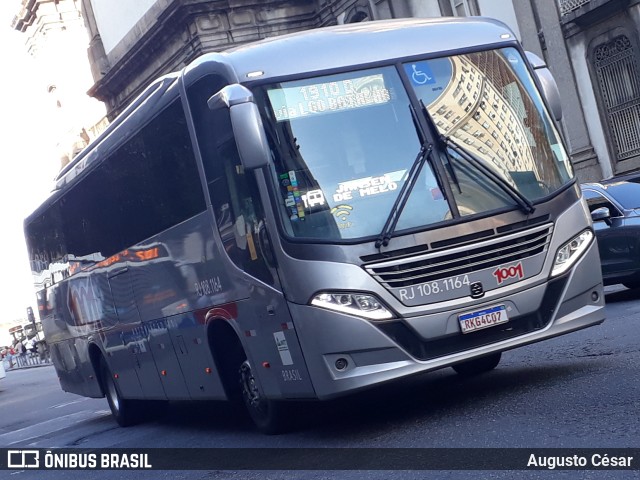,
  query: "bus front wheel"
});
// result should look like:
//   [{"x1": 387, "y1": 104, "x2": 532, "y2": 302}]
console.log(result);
[
  {"x1": 101, "y1": 360, "x2": 143, "y2": 427},
  {"x1": 452, "y1": 352, "x2": 502, "y2": 377},
  {"x1": 239, "y1": 360, "x2": 289, "y2": 434}
]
